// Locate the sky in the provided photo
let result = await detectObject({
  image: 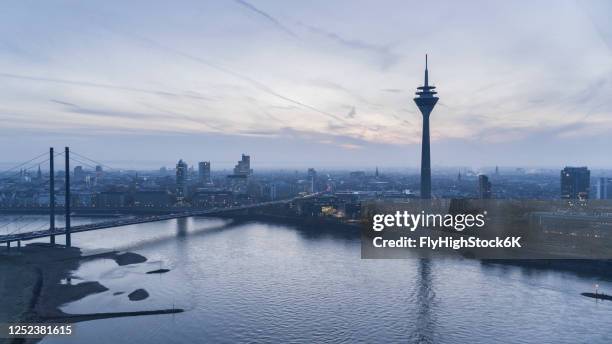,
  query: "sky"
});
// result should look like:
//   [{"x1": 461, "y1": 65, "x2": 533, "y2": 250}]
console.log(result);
[{"x1": 1, "y1": 0, "x2": 611, "y2": 170}]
